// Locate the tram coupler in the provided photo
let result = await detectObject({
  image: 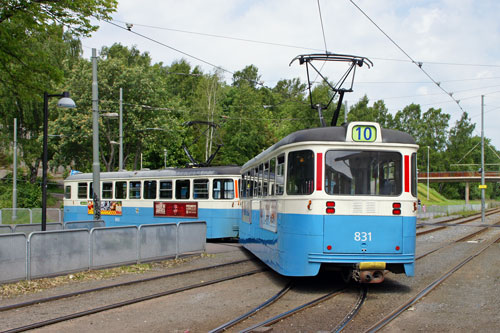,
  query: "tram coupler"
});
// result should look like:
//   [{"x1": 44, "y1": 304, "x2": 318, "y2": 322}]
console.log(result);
[{"x1": 355, "y1": 262, "x2": 386, "y2": 283}]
